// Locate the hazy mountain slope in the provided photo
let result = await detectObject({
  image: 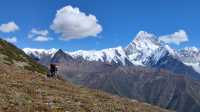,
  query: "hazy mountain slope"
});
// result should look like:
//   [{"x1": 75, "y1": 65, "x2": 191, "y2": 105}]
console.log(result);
[
  {"x1": 0, "y1": 39, "x2": 172, "y2": 112},
  {"x1": 145, "y1": 47, "x2": 200, "y2": 80},
  {"x1": 82, "y1": 66, "x2": 200, "y2": 112},
  {"x1": 149, "y1": 53, "x2": 200, "y2": 79}
]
